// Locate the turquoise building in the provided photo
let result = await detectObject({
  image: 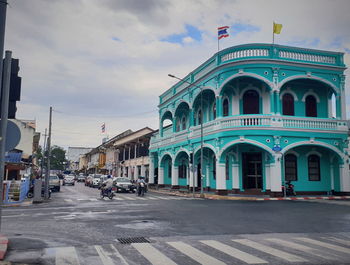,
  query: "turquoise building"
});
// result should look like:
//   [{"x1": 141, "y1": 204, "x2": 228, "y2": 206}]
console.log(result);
[{"x1": 148, "y1": 44, "x2": 350, "y2": 196}]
